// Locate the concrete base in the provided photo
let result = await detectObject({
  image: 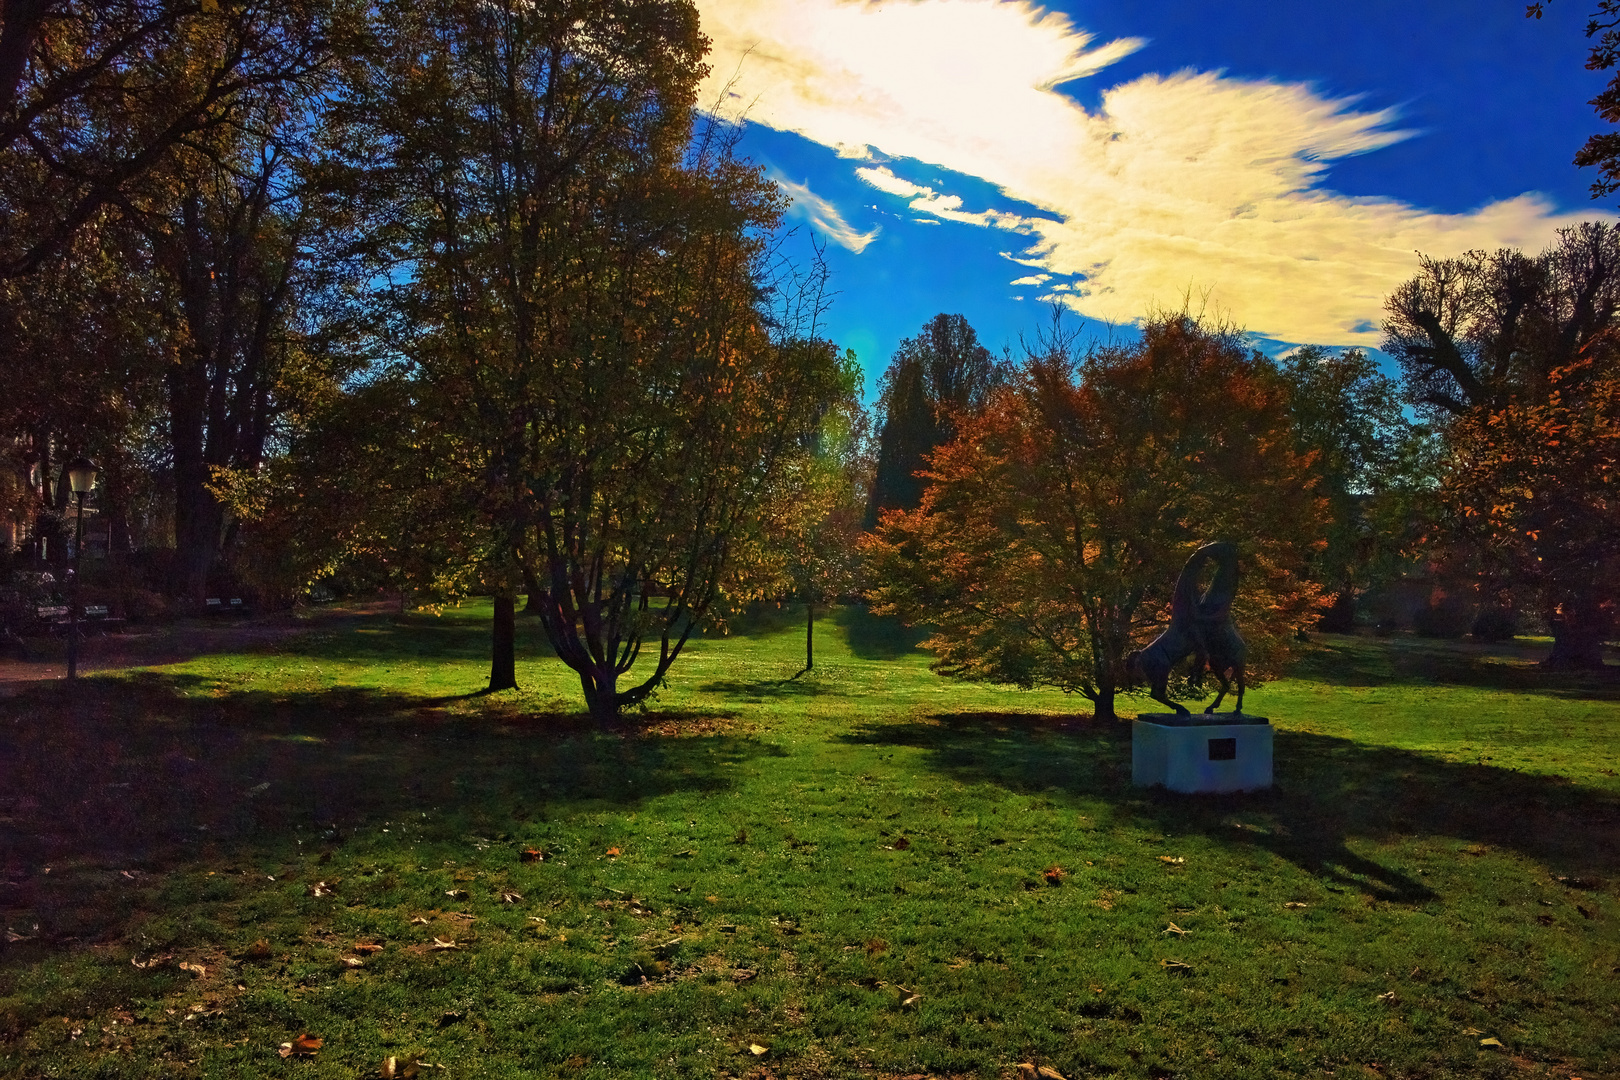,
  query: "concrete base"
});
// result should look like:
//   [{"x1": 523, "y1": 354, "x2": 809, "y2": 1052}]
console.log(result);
[{"x1": 1132, "y1": 713, "x2": 1272, "y2": 793}]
